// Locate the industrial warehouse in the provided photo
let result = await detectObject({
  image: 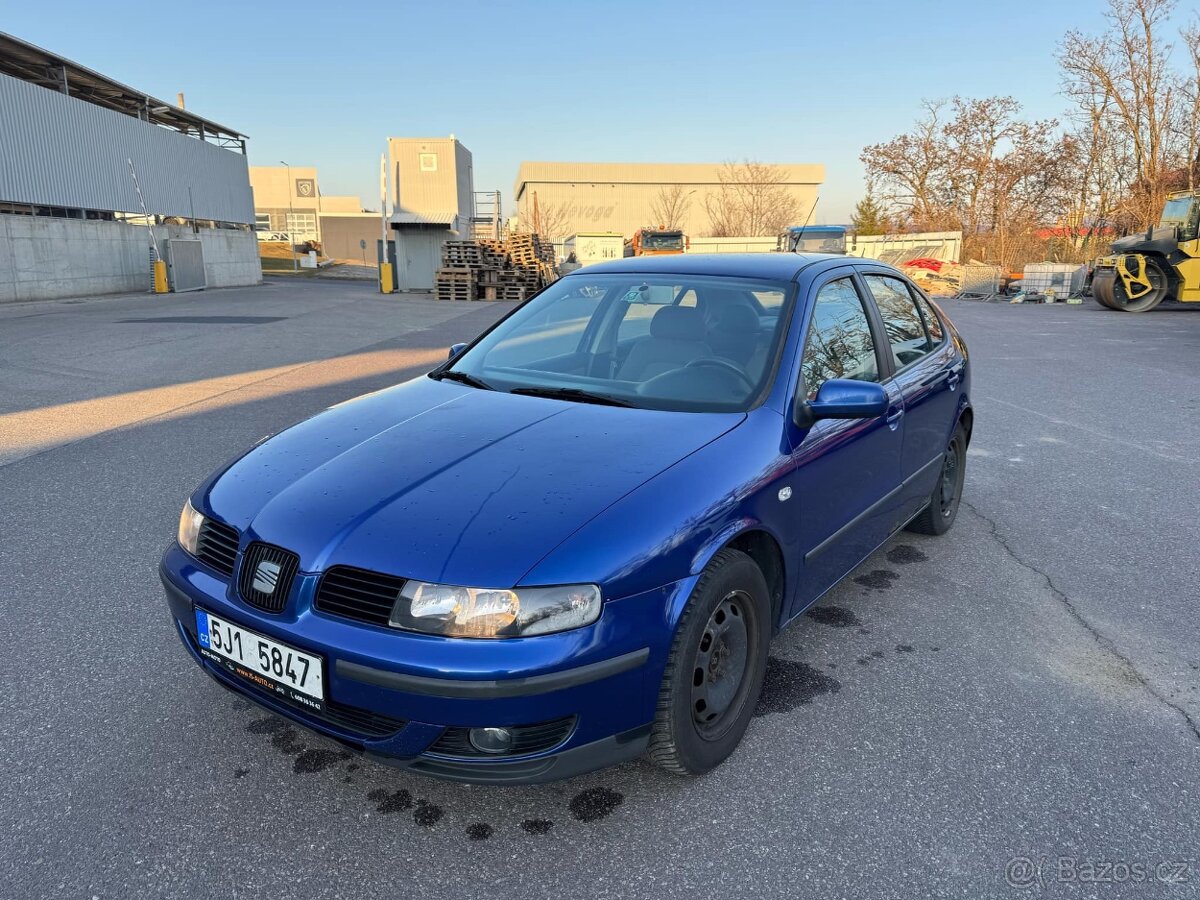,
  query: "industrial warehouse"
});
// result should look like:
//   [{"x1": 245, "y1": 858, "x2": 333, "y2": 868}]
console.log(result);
[
  {"x1": 513, "y1": 161, "x2": 824, "y2": 240},
  {"x1": 0, "y1": 32, "x2": 261, "y2": 302}
]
